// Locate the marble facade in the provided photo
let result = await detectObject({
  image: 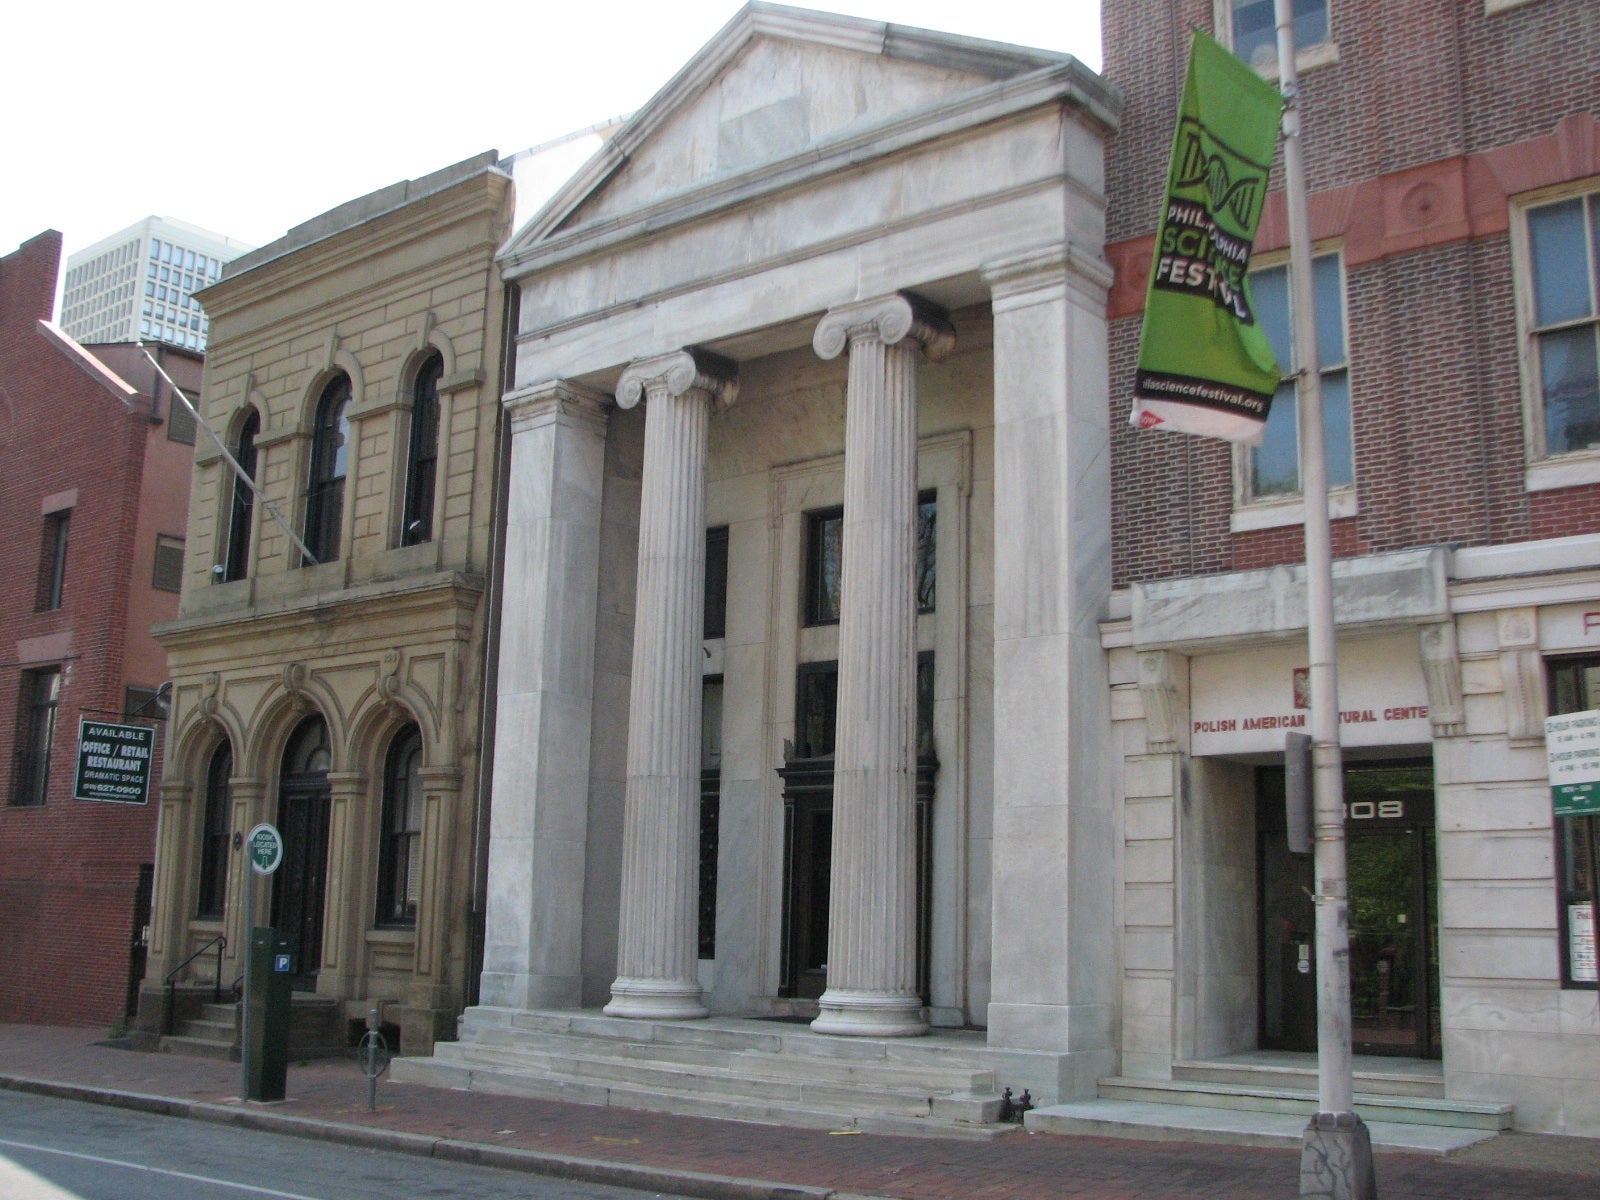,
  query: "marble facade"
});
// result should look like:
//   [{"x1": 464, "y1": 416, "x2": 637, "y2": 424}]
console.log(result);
[{"x1": 474, "y1": 4, "x2": 1123, "y2": 1099}]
